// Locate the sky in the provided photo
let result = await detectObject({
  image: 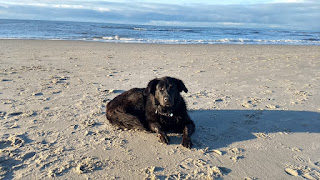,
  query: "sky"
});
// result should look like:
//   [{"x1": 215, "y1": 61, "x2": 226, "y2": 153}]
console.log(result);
[{"x1": 0, "y1": 0, "x2": 319, "y2": 30}]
